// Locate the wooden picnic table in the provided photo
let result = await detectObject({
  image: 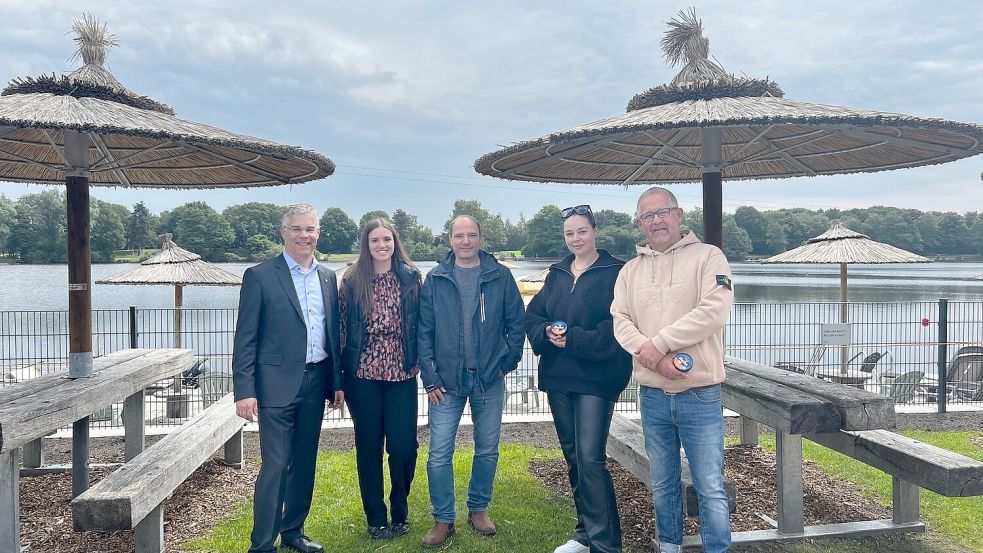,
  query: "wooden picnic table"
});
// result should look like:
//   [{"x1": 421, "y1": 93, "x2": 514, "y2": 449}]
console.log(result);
[{"x1": 0, "y1": 348, "x2": 191, "y2": 553}]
